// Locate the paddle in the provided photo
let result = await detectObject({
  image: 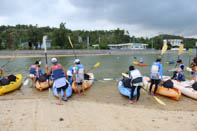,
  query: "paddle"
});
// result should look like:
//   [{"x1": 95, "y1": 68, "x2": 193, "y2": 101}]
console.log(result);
[
  {"x1": 122, "y1": 73, "x2": 166, "y2": 106},
  {"x1": 175, "y1": 44, "x2": 184, "y2": 68},
  {"x1": 161, "y1": 42, "x2": 168, "y2": 56},
  {"x1": 1, "y1": 54, "x2": 18, "y2": 69},
  {"x1": 88, "y1": 62, "x2": 100, "y2": 72},
  {"x1": 43, "y1": 35, "x2": 48, "y2": 65},
  {"x1": 68, "y1": 36, "x2": 77, "y2": 59}
]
